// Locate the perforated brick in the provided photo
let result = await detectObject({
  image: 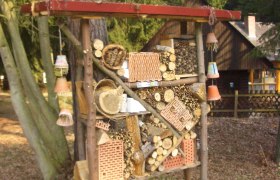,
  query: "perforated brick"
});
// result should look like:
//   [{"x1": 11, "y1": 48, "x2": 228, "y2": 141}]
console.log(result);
[
  {"x1": 181, "y1": 139, "x2": 195, "y2": 164},
  {"x1": 160, "y1": 97, "x2": 193, "y2": 131},
  {"x1": 163, "y1": 155, "x2": 184, "y2": 170},
  {"x1": 98, "y1": 140, "x2": 124, "y2": 180},
  {"x1": 128, "y1": 52, "x2": 162, "y2": 82}
]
